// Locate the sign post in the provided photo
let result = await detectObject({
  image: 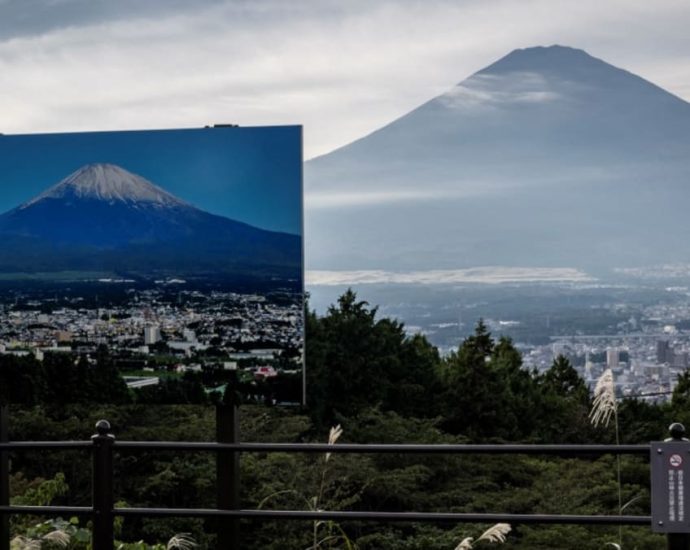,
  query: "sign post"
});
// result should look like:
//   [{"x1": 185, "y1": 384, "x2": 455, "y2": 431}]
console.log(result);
[{"x1": 651, "y1": 423, "x2": 690, "y2": 549}]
